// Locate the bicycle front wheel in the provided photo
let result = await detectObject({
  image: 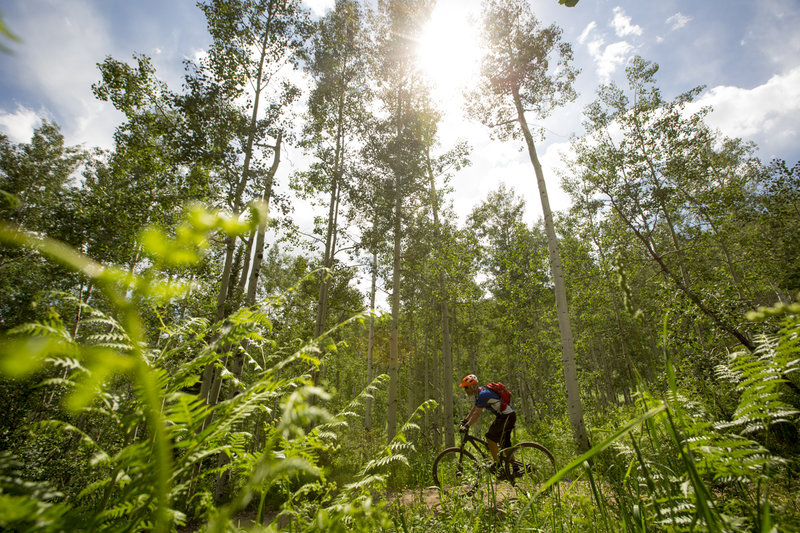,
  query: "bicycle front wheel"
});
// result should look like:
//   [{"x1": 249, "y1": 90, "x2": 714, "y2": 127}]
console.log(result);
[
  {"x1": 504, "y1": 441, "x2": 556, "y2": 494},
  {"x1": 432, "y1": 447, "x2": 481, "y2": 496}
]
